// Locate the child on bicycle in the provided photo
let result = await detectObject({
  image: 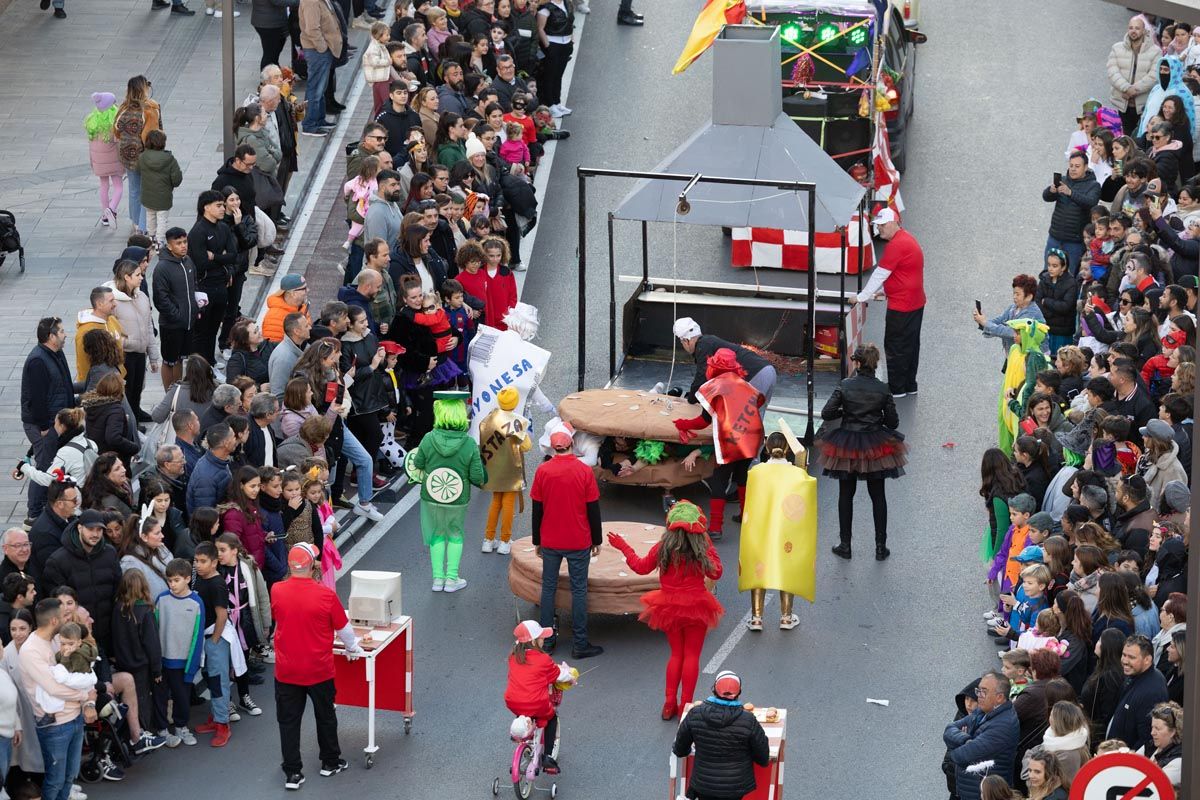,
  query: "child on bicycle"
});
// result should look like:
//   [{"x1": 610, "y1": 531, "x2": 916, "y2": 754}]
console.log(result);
[{"x1": 504, "y1": 621, "x2": 575, "y2": 775}]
